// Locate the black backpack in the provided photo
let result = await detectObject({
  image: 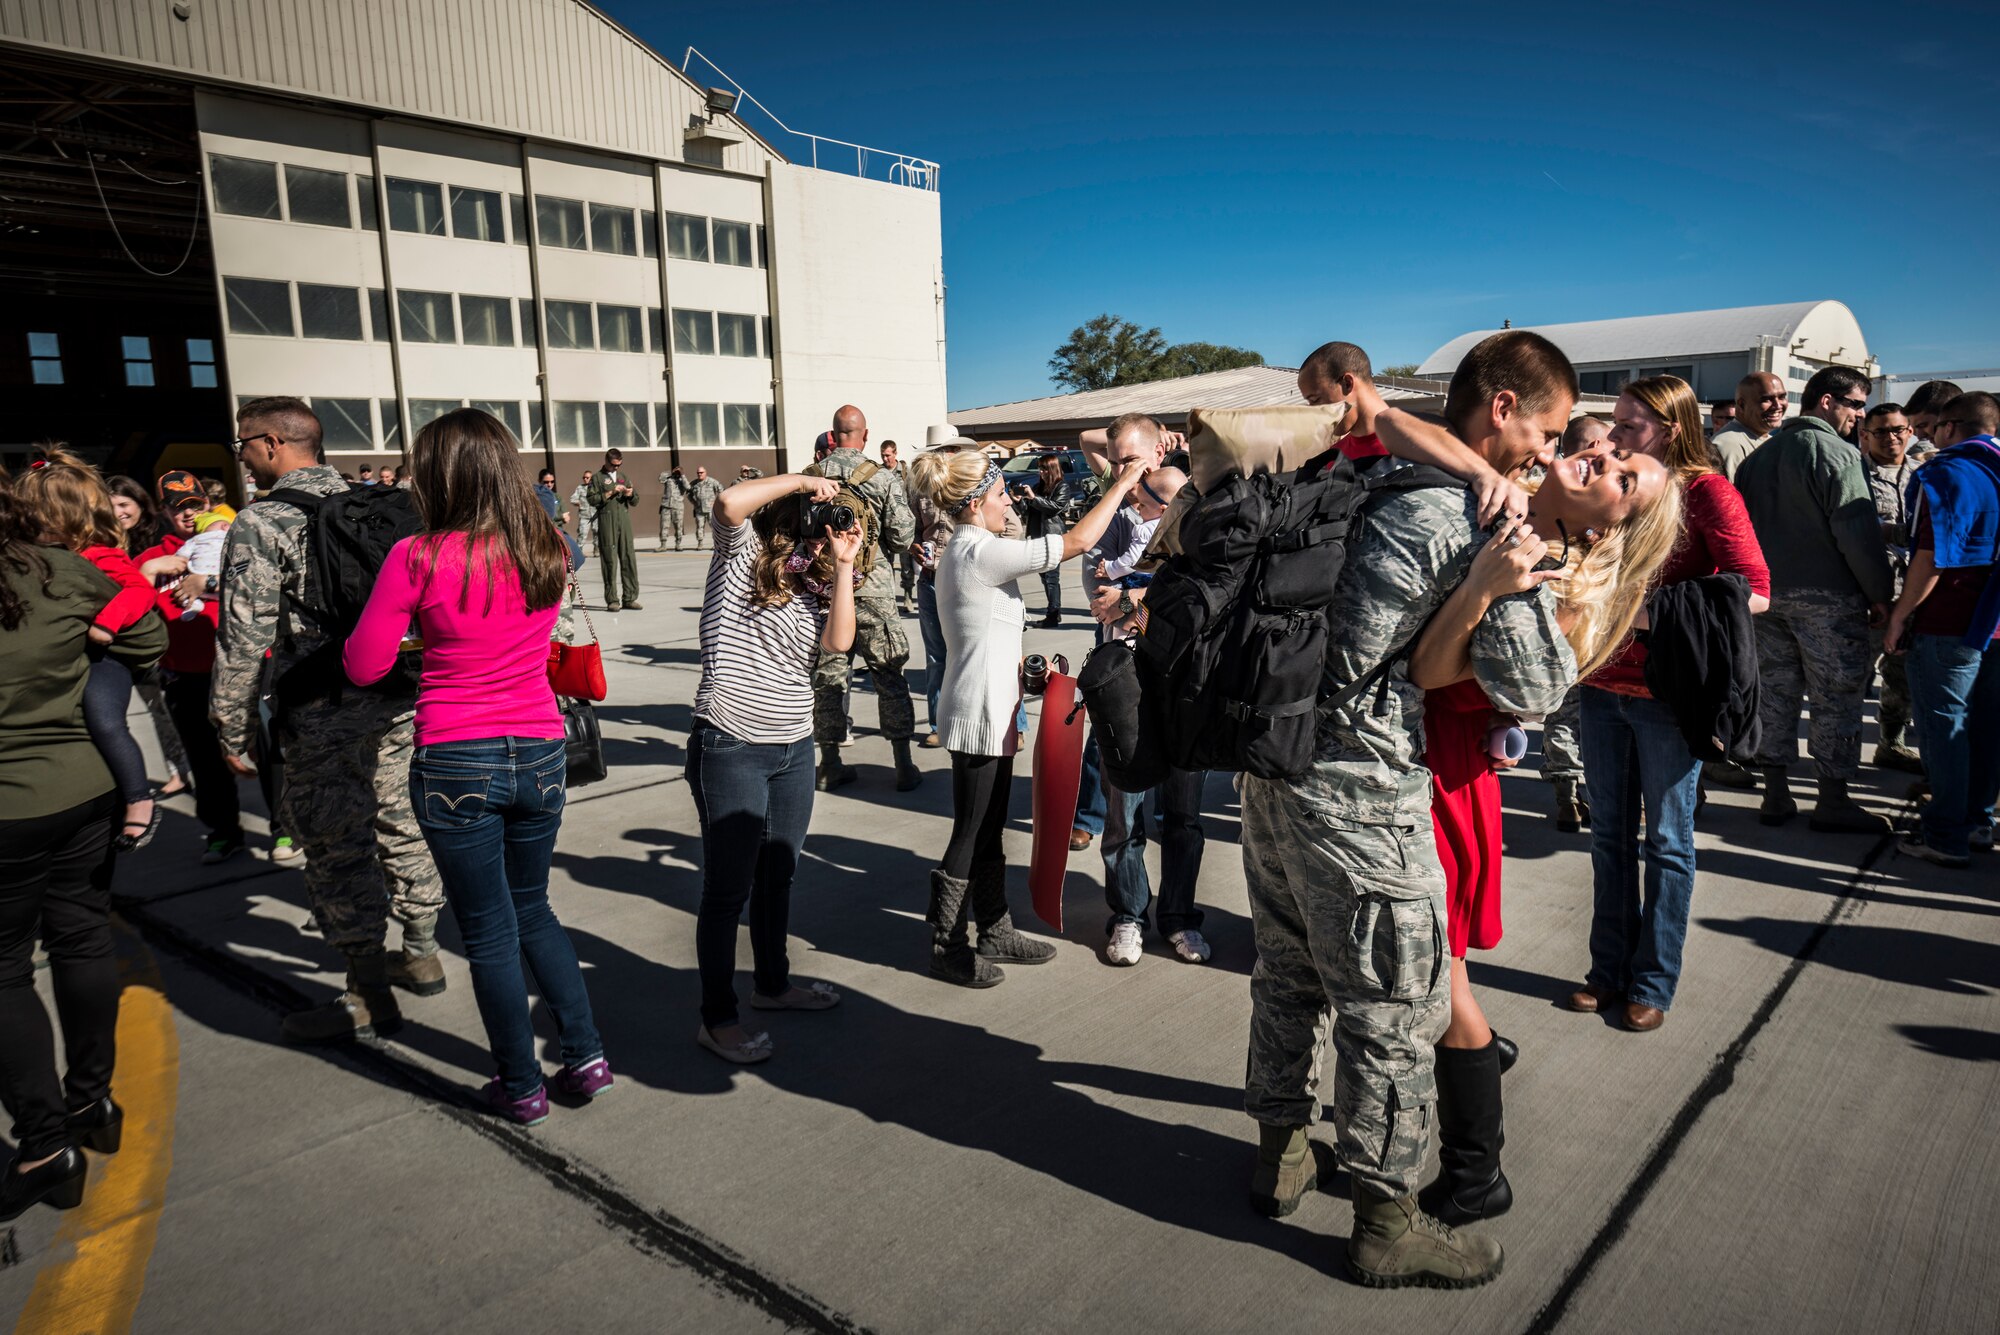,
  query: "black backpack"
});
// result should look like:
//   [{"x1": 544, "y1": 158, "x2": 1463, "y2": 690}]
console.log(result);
[
  {"x1": 1079, "y1": 453, "x2": 1464, "y2": 786},
  {"x1": 263, "y1": 483, "x2": 424, "y2": 708}
]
